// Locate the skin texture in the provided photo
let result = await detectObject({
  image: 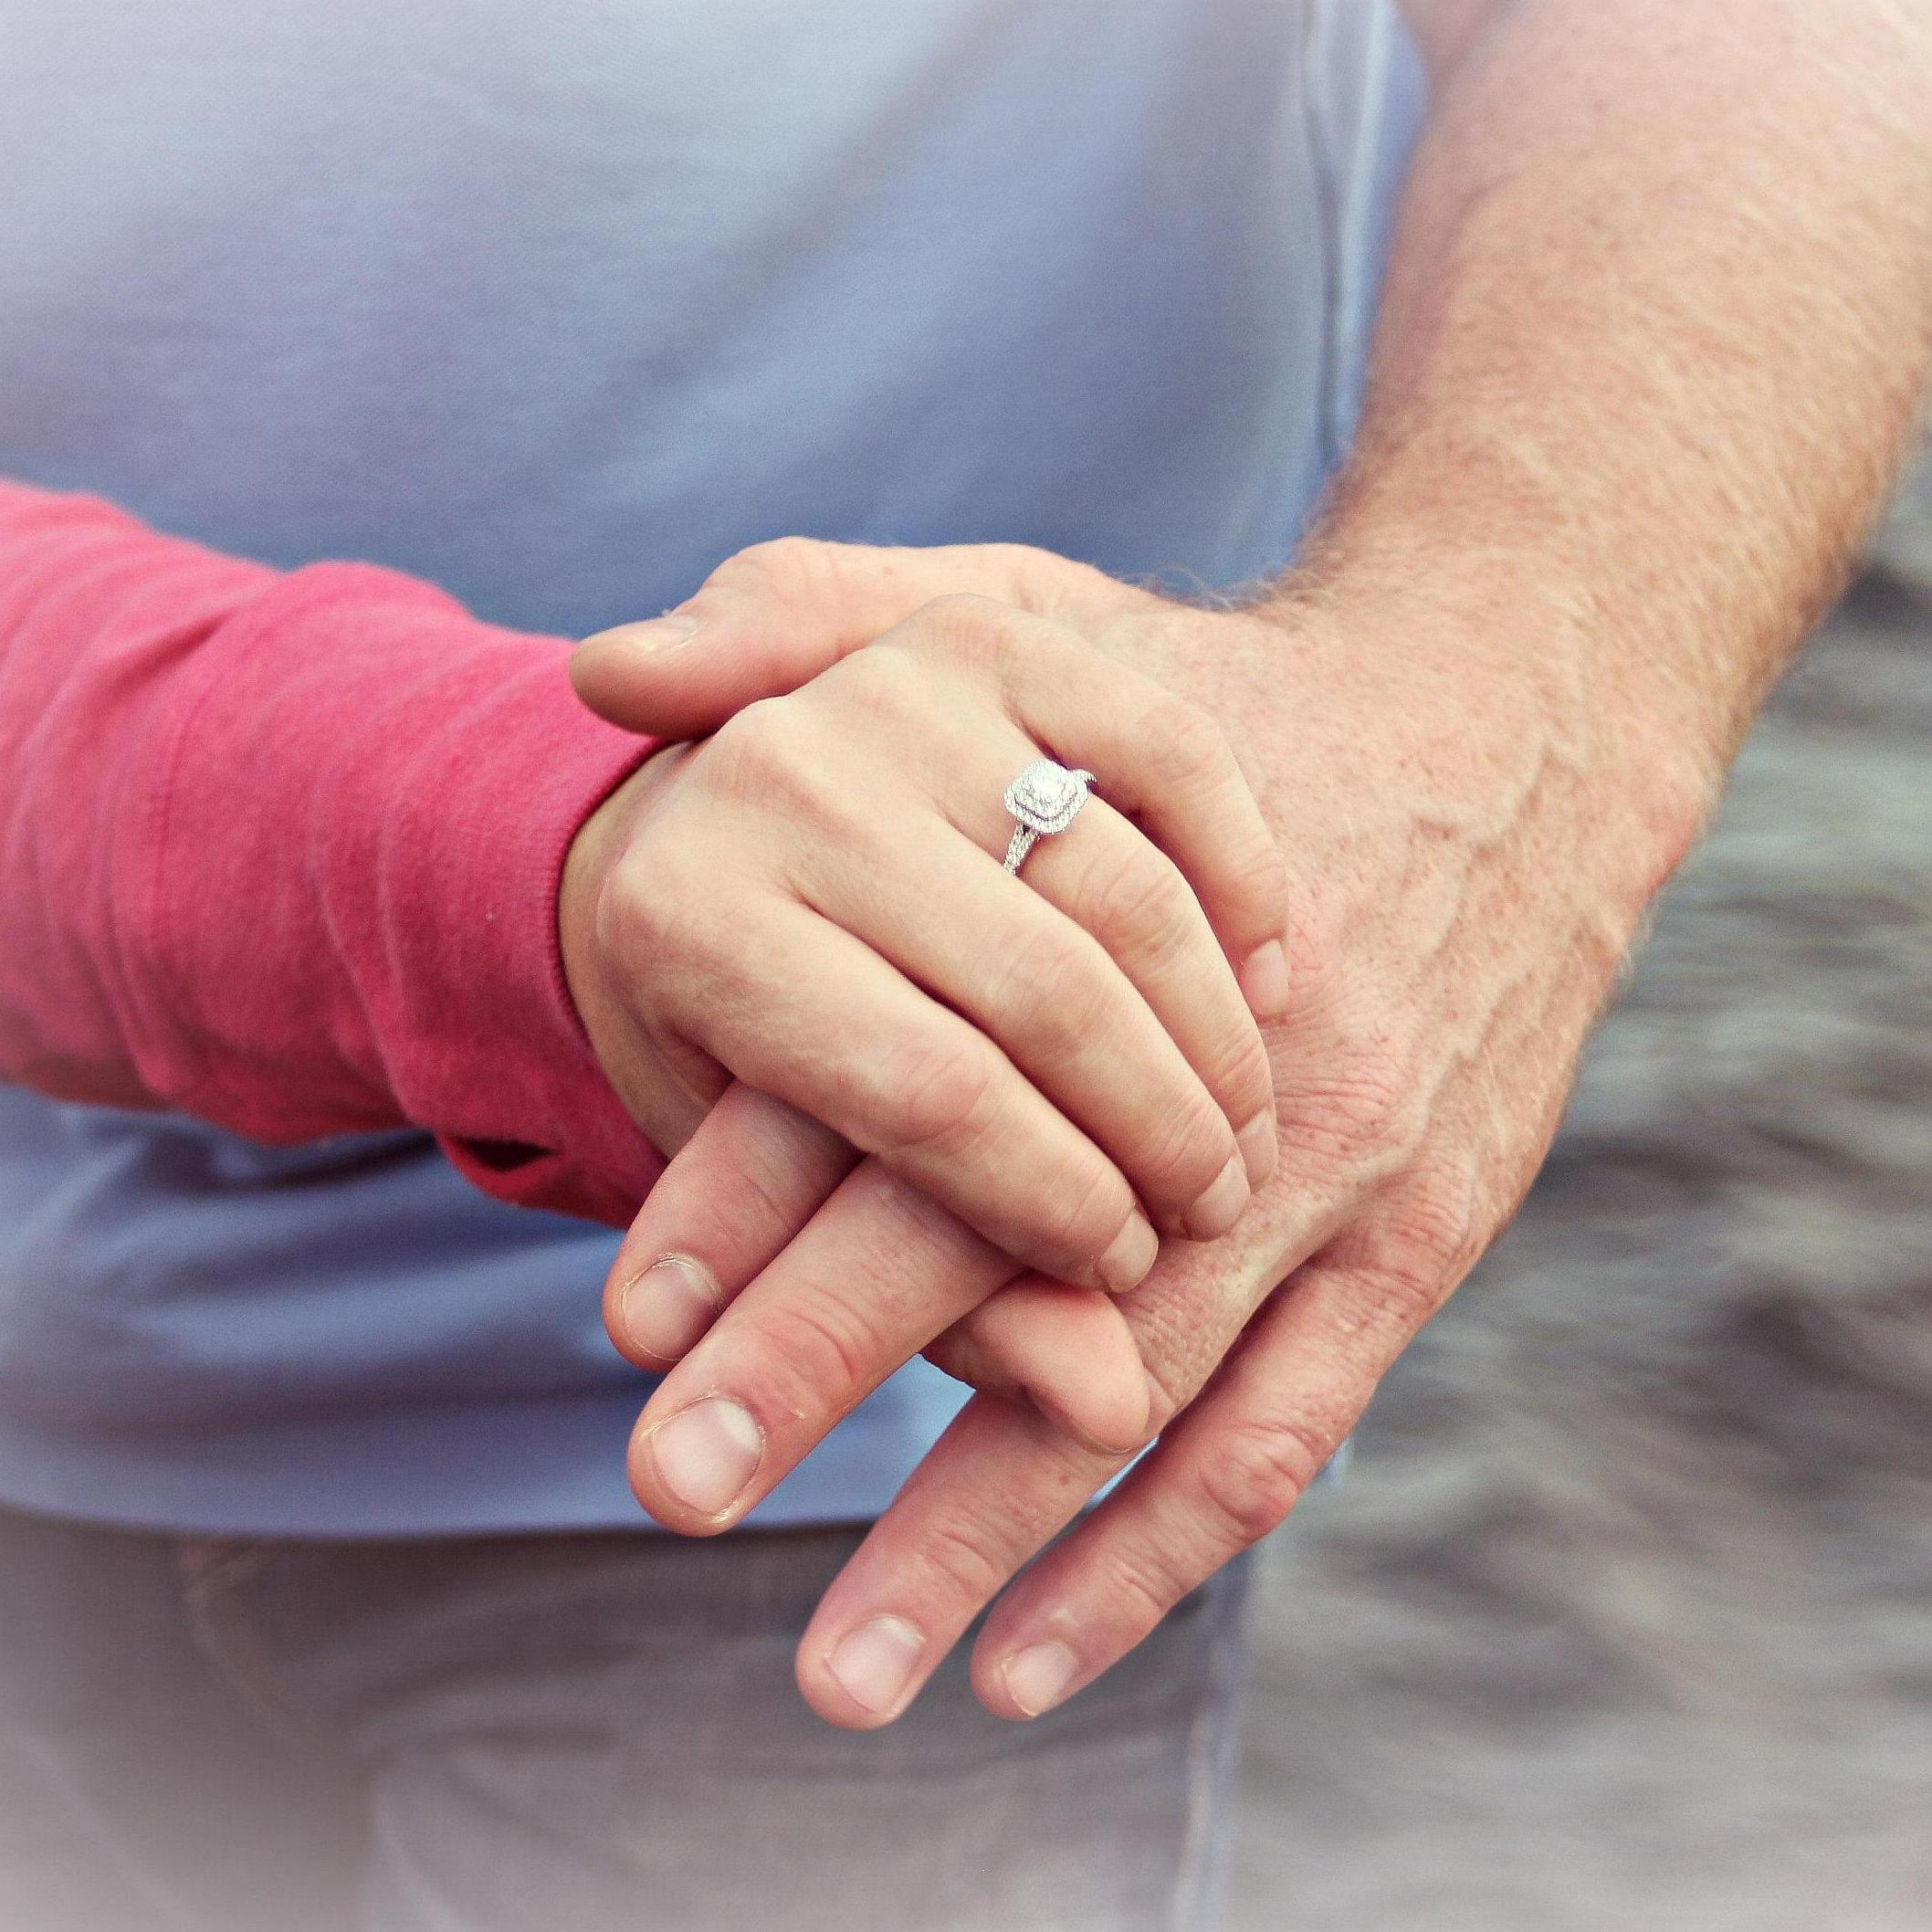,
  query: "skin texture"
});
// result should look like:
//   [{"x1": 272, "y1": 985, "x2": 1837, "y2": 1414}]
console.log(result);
[{"x1": 568, "y1": 0, "x2": 1932, "y2": 1726}]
